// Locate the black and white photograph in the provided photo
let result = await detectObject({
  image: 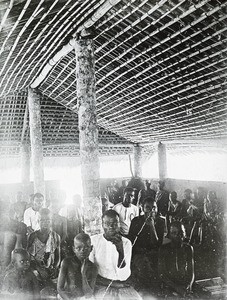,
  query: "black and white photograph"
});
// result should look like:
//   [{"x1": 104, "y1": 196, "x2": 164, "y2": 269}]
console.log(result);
[{"x1": 0, "y1": 0, "x2": 226, "y2": 299}]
